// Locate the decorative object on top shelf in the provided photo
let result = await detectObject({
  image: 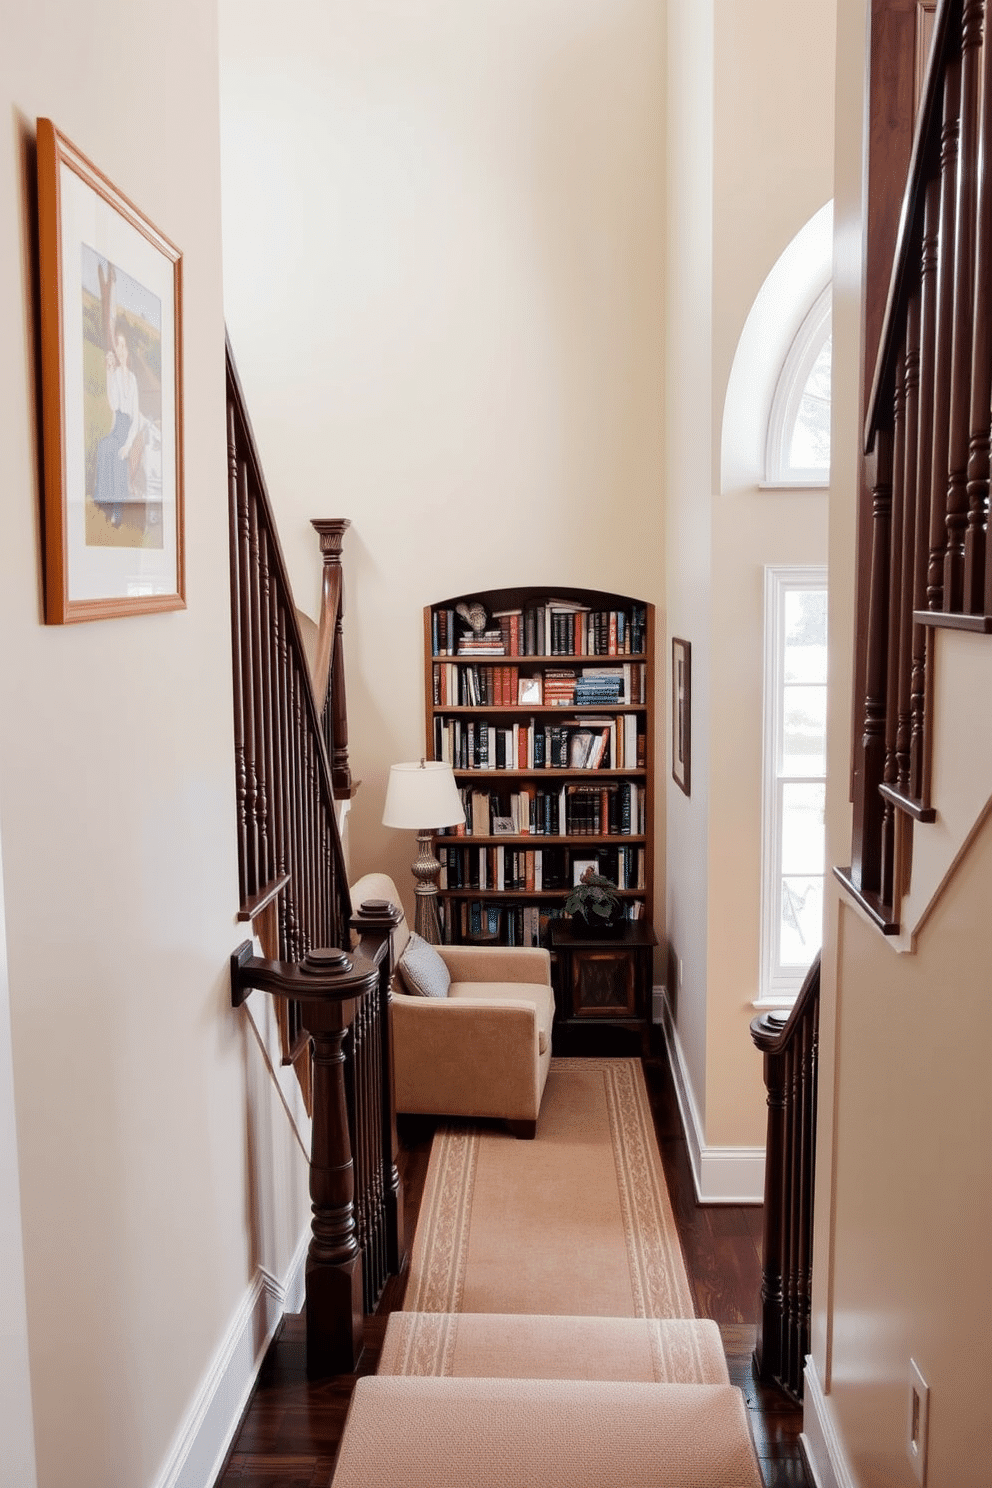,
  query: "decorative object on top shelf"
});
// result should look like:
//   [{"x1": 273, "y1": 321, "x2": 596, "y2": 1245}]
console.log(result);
[
  {"x1": 564, "y1": 867, "x2": 625, "y2": 937},
  {"x1": 456, "y1": 602, "x2": 488, "y2": 637},
  {"x1": 382, "y1": 759, "x2": 466, "y2": 943},
  {"x1": 671, "y1": 637, "x2": 691, "y2": 796}
]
